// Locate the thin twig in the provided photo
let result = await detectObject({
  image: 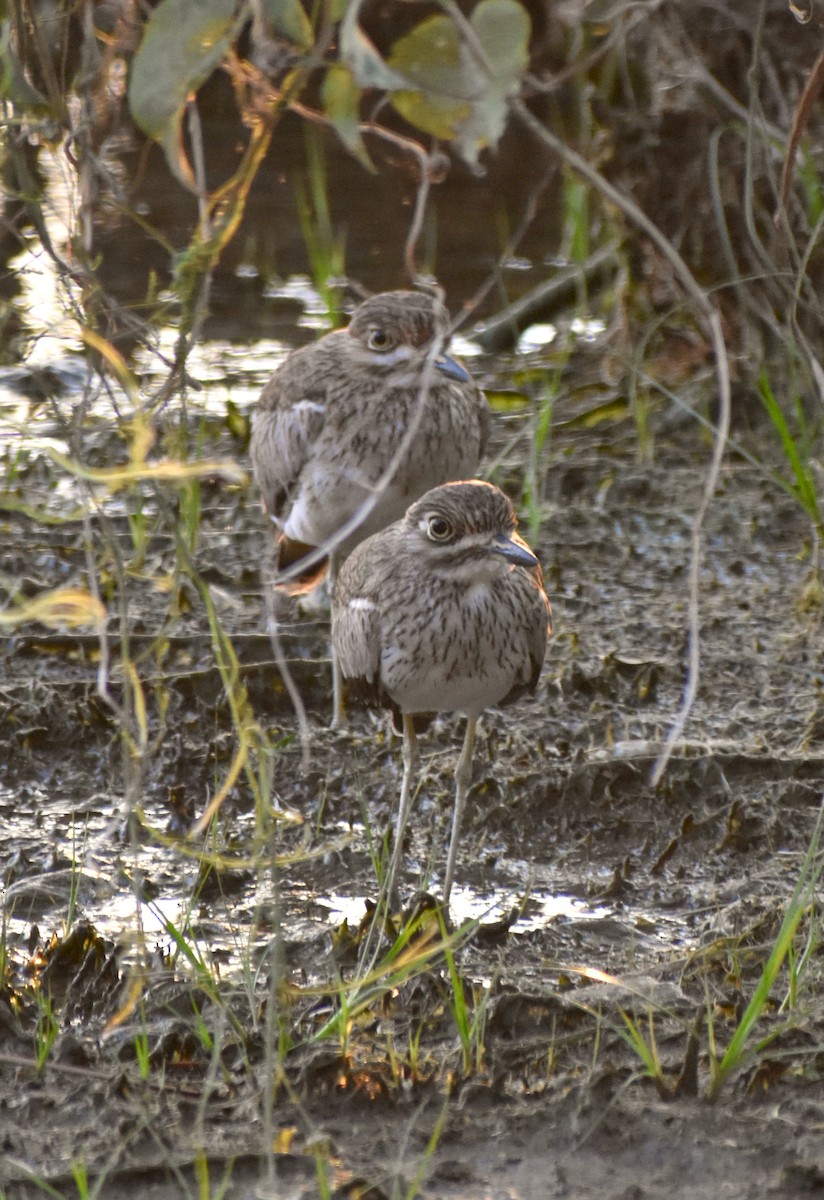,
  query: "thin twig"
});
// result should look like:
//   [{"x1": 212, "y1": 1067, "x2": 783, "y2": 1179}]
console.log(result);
[
  {"x1": 777, "y1": 46, "x2": 824, "y2": 217},
  {"x1": 263, "y1": 557, "x2": 312, "y2": 773},
  {"x1": 510, "y1": 98, "x2": 731, "y2": 787}
]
